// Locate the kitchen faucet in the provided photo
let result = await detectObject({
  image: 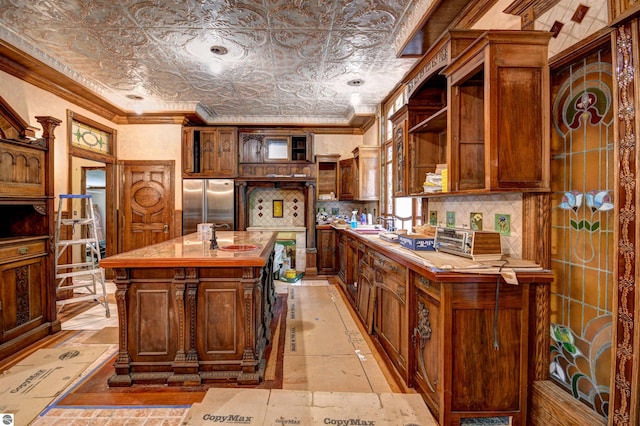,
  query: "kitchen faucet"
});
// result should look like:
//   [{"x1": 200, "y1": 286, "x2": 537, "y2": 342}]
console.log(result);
[
  {"x1": 209, "y1": 223, "x2": 231, "y2": 249},
  {"x1": 376, "y1": 215, "x2": 396, "y2": 232}
]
